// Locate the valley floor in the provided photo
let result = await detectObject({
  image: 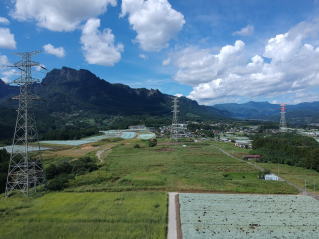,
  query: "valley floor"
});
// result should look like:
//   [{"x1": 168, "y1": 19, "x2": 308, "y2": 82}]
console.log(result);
[{"x1": 1, "y1": 138, "x2": 319, "y2": 238}]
